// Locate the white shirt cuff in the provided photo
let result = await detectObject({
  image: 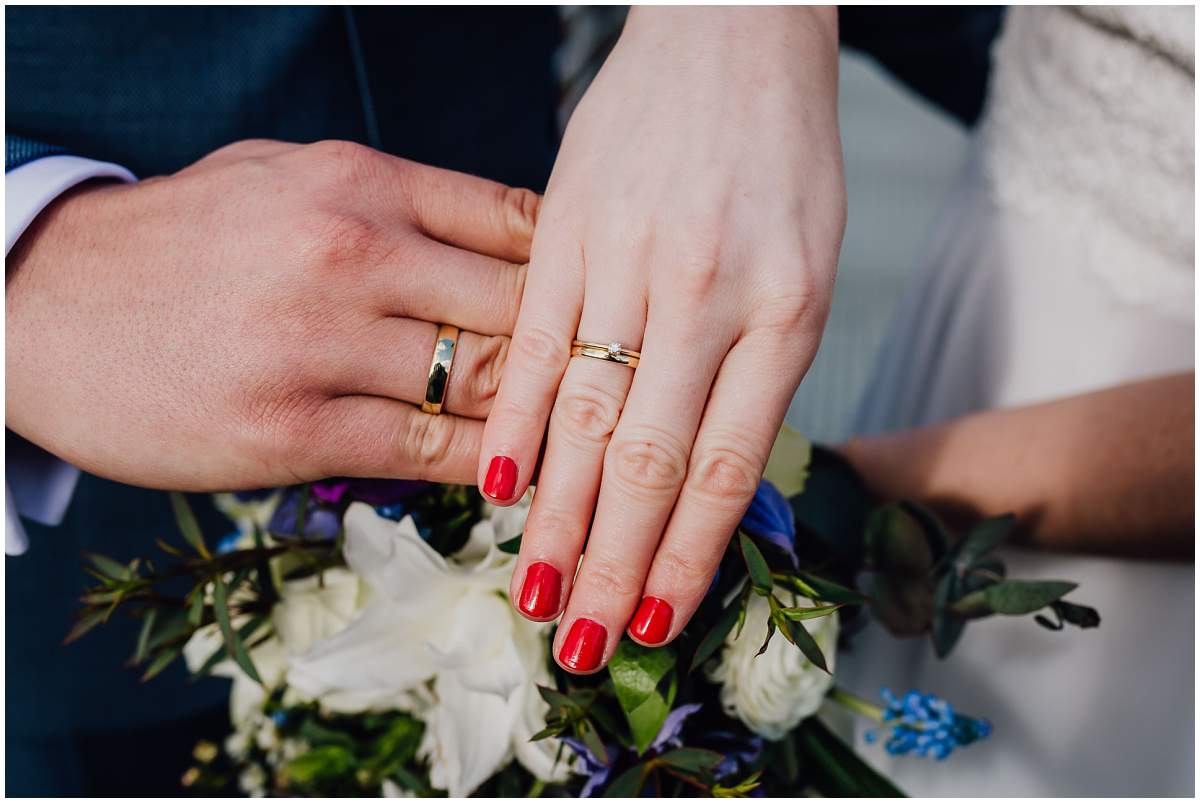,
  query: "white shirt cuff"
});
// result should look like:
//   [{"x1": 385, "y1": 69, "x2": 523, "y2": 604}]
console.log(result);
[{"x1": 5, "y1": 154, "x2": 137, "y2": 555}]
